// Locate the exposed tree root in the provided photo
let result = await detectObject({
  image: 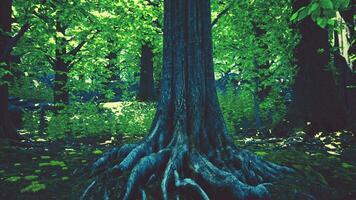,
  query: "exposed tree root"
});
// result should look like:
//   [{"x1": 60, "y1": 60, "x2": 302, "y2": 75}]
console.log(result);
[{"x1": 82, "y1": 125, "x2": 293, "y2": 200}]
